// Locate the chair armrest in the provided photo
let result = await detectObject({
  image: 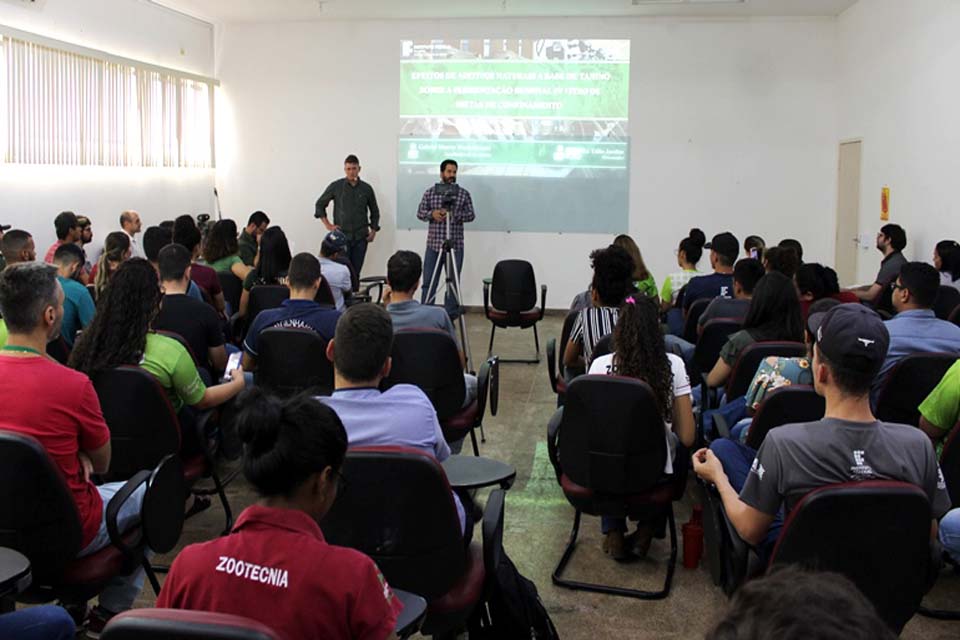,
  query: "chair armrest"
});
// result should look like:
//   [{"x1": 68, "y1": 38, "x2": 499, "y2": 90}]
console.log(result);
[
  {"x1": 718, "y1": 495, "x2": 751, "y2": 594},
  {"x1": 546, "y1": 338, "x2": 558, "y2": 394},
  {"x1": 482, "y1": 489, "x2": 506, "y2": 572},
  {"x1": 476, "y1": 356, "x2": 499, "y2": 422},
  {"x1": 483, "y1": 281, "x2": 491, "y2": 316},
  {"x1": 359, "y1": 275, "x2": 387, "y2": 284},
  {"x1": 361, "y1": 281, "x2": 386, "y2": 305},
  {"x1": 539, "y1": 284, "x2": 548, "y2": 319},
  {"x1": 105, "y1": 470, "x2": 151, "y2": 556},
  {"x1": 393, "y1": 589, "x2": 427, "y2": 639}
]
